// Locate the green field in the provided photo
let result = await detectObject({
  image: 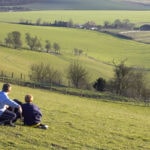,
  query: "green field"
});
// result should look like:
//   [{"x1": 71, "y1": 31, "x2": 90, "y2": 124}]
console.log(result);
[
  {"x1": 0, "y1": 46, "x2": 114, "y2": 84},
  {"x1": 0, "y1": 82, "x2": 150, "y2": 150},
  {"x1": 0, "y1": 10, "x2": 150, "y2": 150},
  {"x1": 0, "y1": 22, "x2": 150, "y2": 83},
  {"x1": 0, "y1": 11, "x2": 150, "y2": 84},
  {"x1": 0, "y1": 11, "x2": 150, "y2": 25}
]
